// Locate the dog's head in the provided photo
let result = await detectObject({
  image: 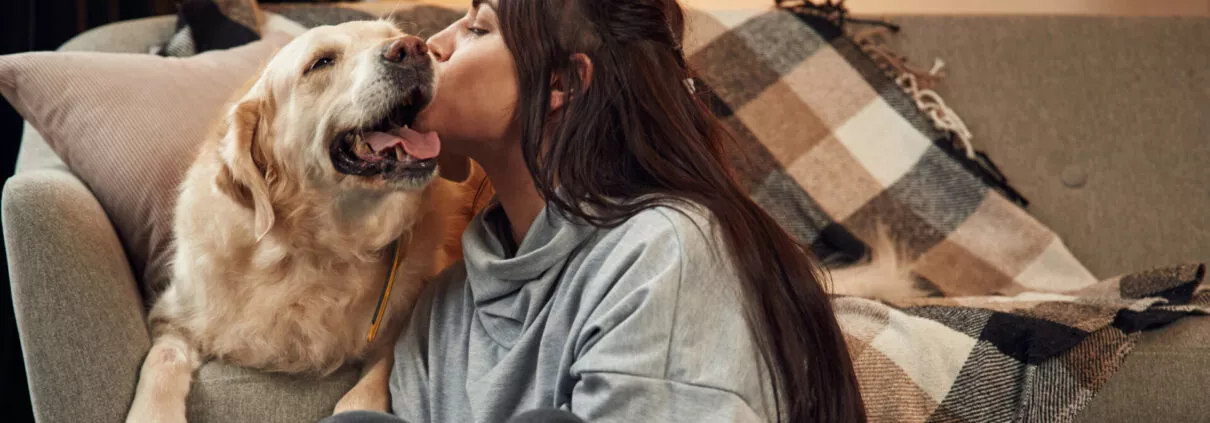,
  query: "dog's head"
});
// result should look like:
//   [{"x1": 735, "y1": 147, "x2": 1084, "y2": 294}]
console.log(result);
[{"x1": 218, "y1": 21, "x2": 439, "y2": 240}]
